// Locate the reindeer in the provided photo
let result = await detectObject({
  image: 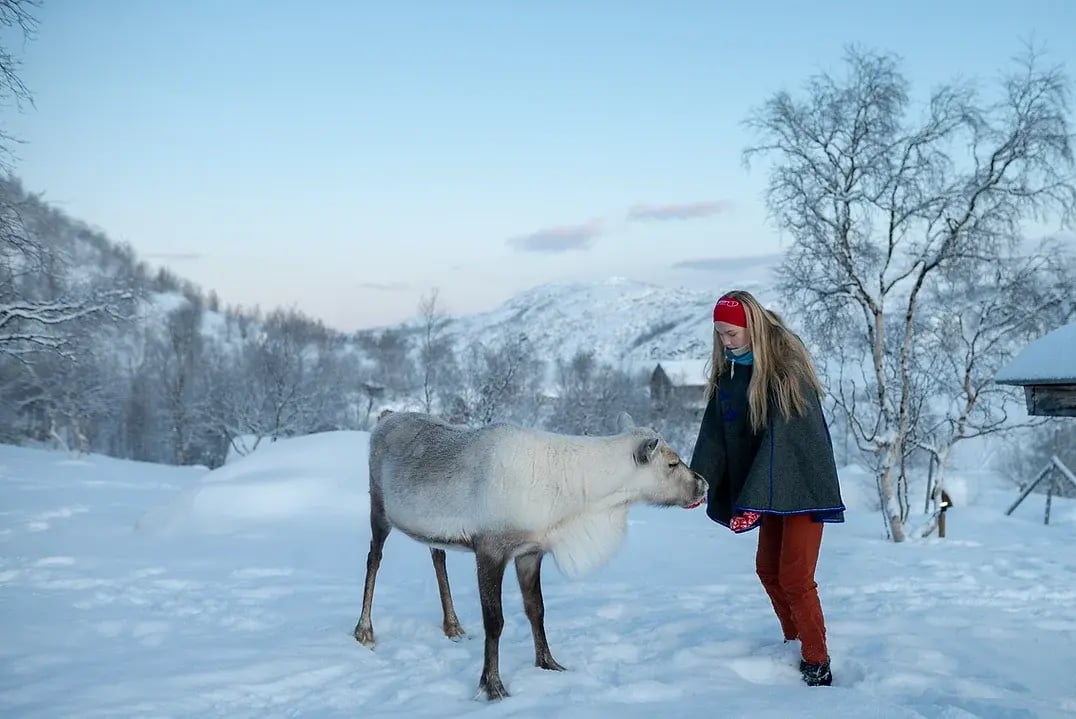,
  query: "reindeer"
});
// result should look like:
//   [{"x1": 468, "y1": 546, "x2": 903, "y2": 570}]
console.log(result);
[{"x1": 353, "y1": 411, "x2": 706, "y2": 700}]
